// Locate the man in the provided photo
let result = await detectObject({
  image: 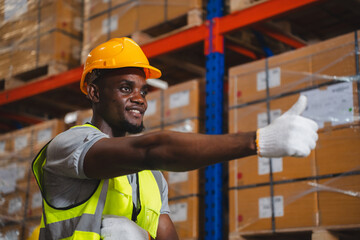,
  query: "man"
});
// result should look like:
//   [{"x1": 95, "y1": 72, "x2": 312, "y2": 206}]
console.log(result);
[{"x1": 32, "y1": 37, "x2": 318, "y2": 240}]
